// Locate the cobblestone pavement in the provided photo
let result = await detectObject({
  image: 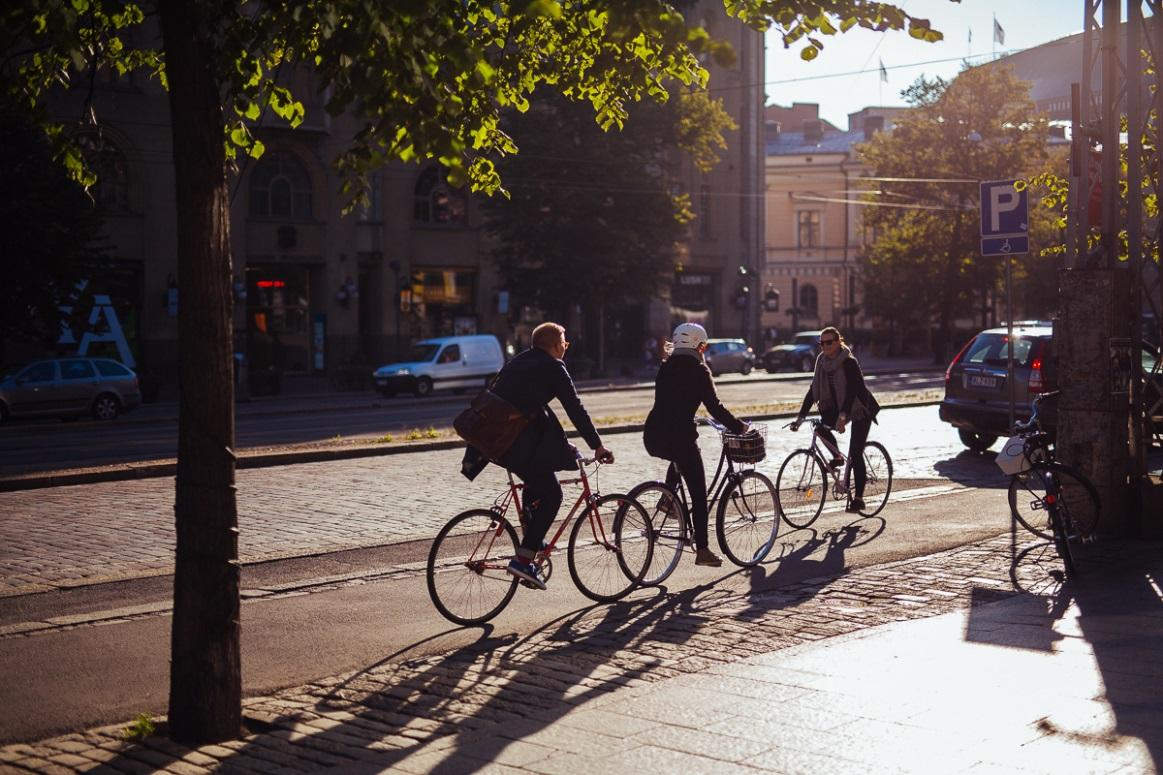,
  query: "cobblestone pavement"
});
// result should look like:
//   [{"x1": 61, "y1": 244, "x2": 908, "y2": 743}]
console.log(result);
[
  {"x1": 2, "y1": 531, "x2": 1159, "y2": 773},
  {"x1": 0, "y1": 422, "x2": 971, "y2": 597}
]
